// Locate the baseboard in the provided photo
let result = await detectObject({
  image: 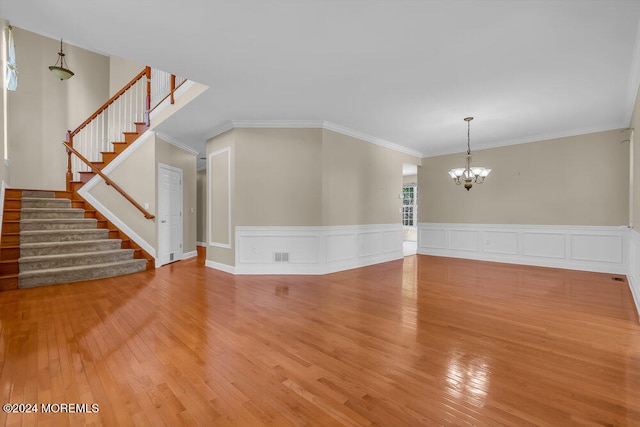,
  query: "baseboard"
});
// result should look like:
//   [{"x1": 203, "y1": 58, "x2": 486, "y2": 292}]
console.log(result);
[
  {"x1": 205, "y1": 259, "x2": 236, "y2": 274},
  {"x1": 196, "y1": 241, "x2": 206, "y2": 247},
  {"x1": 183, "y1": 250, "x2": 197, "y2": 259},
  {"x1": 418, "y1": 223, "x2": 629, "y2": 275}
]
